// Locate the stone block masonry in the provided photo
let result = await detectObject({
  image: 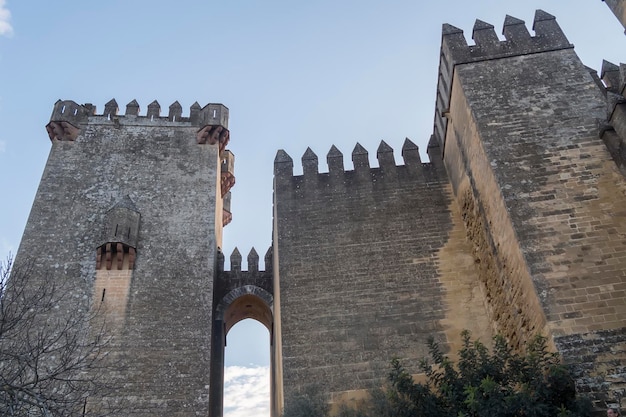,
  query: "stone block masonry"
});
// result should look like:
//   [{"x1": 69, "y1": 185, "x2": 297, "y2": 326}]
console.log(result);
[
  {"x1": 273, "y1": 141, "x2": 493, "y2": 401},
  {"x1": 10, "y1": 5, "x2": 626, "y2": 417},
  {"x1": 436, "y1": 10, "x2": 626, "y2": 406}
]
